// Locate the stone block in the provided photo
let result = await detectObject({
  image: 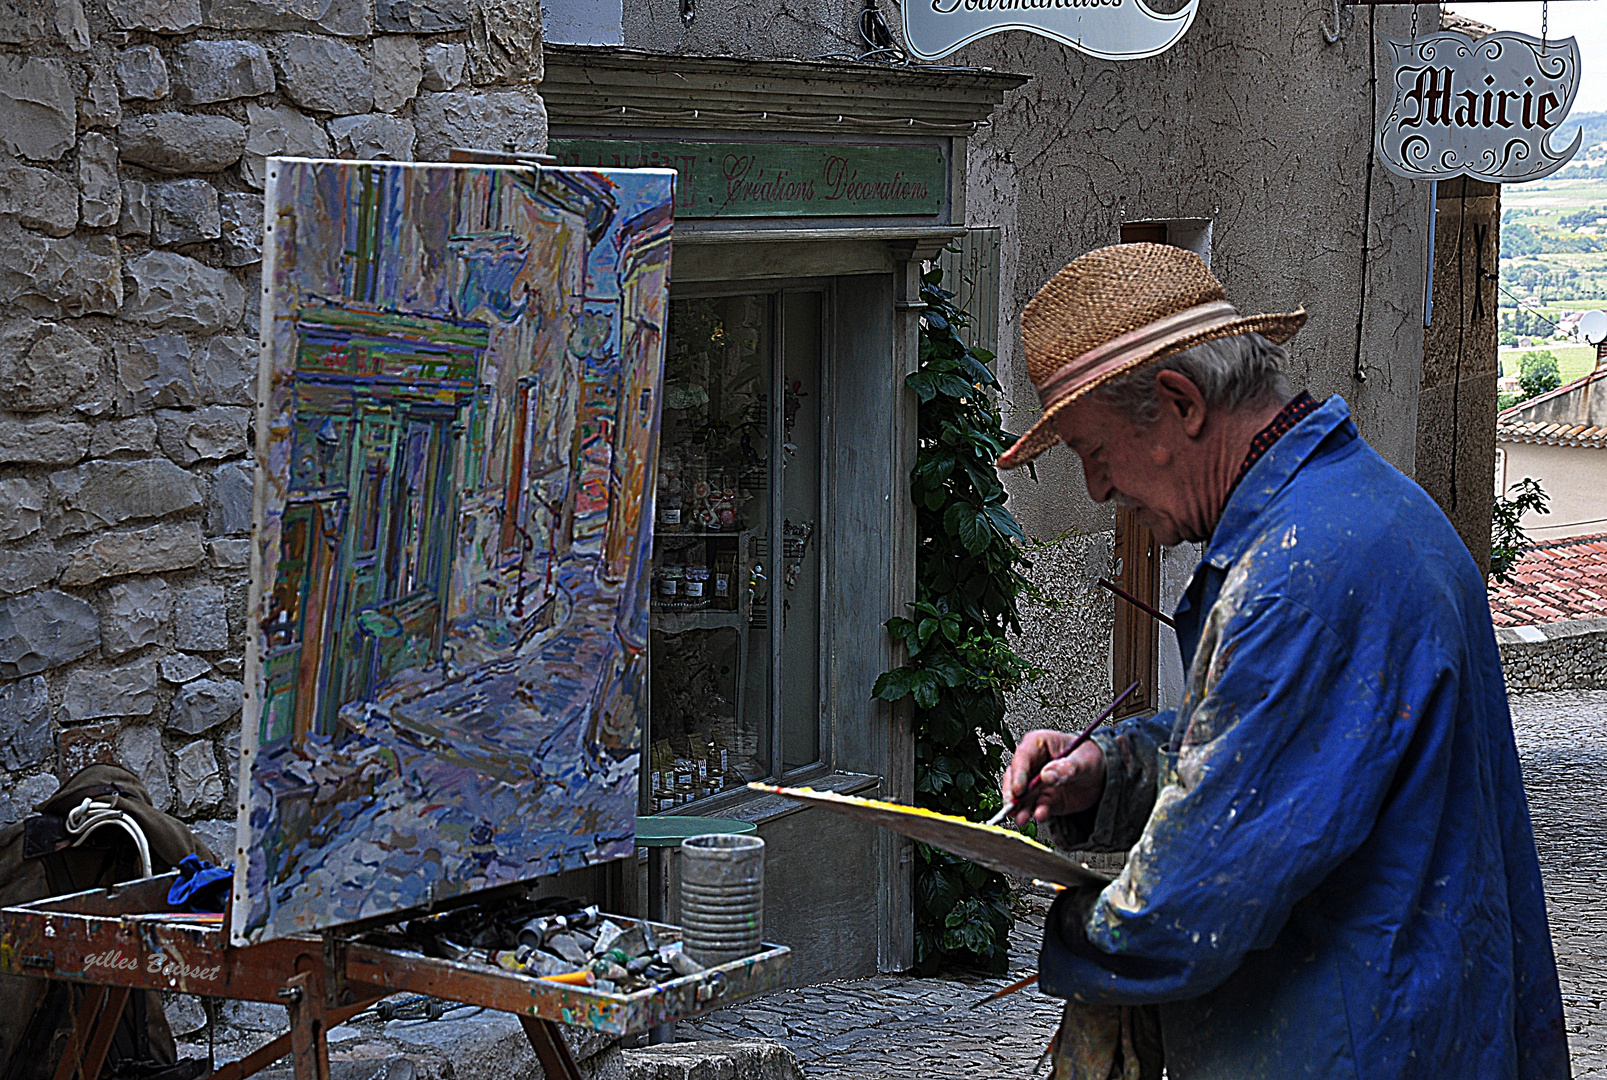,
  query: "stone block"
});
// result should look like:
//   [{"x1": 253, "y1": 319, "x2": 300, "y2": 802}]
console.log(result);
[
  {"x1": 151, "y1": 179, "x2": 222, "y2": 247},
  {"x1": 116, "y1": 335, "x2": 196, "y2": 409},
  {"x1": 58, "y1": 720, "x2": 119, "y2": 775},
  {"x1": 241, "y1": 103, "x2": 329, "y2": 189},
  {"x1": 419, "y1": 43, "x2": 465, "y2": 93},
  {"x1": 0, "y1": 155, "x2": 78, "y2": 236},
  {"x1": 0, "y1": 772, "x2": 58, "y2": 826},
  {"x1": 189, "y1": 817, "x2": 236, "y2": 861},
  {"x1": 218, "y1": 194, "x2": 263, "y2": 267},
  {"x1": 0, "y1": 675, "x2": 51, "y2": 769},
  {"x1": 118, "y1": 113, "x2": 247, "y2": 175},
  {"x1": 157, "y1": 405, "x2": 249, "y2": 465},
  {"x1": 110, "y1": 0, "x2": 202, "y2": 31},
  {"x1": 0, "y1": 544, "x2": 62, "y2": 596},
  {"x1": 195, "y1": 334, "x2": 257, "y2": 405},
  {"x1": 101, "y1": 575, "x2": 171, "y2": 655},
  {"x1": 202, "y1": 0, "x2": 369, "y2": 37},
  {"x1": 376, "y1": 0, "x2": 468, "y2": 34},
  {"x1": 0, "y1": 56, "x2": 76, "y2": 162},
  {"x1": 173, "y1": 583, "x2": 228, "y2": 651},
  {"x1": 119, "y1": 180, "x2": 151, "y2": 236},
  {"x1": 0, "y1": 476, "x2": 45, "y2": 540},
  {"x1": 115, "y1": 723, "x2": 171, "y2": 810},
  {"x1": 63, "y1": 656, "x2": 160, "y2": 720},
  {"x1": 81, "y1": 67, "x2": 122, "y2": 129},
  {"x1": 622, "y1": 1042, "x2": 805, "y2": 1080},
  {"x1": 208, "y1": 537, "x2": 250, "y2": 568},
  {"x1": 168, "y1": 677, "x2": 241, "y2": 734},
  {"x1": 329, "y1": 114, "x2": 415, "y2": 161},
  {"x1": 0, "y1": 216, "x2": 123, "y2": 318},
  {"x1": 413, "y1": 90, "x2": 546, "y2": 162},
  {"x1": 116, "y1": 45, "x2": 170, "y2": 101},
  {"x1": 1, "y1": 321, "x2": 103, "y2": 412},
  {"x1": 174, "y1": 39, "x2": 274, "y2": 104},
  {"x1": 78, "y1": 131, "x2": 120, "y2": 228},
  {"x1": 467, "y1": 0, "x2": 539, "y2": 87},
  {"x1": 122, "y1": 251, "x2": 245, "y2": 333},
  {"x1": 207, "y1": 460, "x2": 254, "y2": 535},
  {"x1": 51, "y1": 458, "x2": 204, "y2": 535},
  {"x1": 160, "y1": 652, "x2": 210, "y2": 682},
  {"x1": 0, "y1": 415, "x2": 91, "y2": 465},
  {"x1": 90, "y1": 416, "x2": 158, "y2": 457},
  {"x1": 371, "y1": 36, "x2": 421, "y2": 112},
  {"x1": 0, "y1": 0, "x2": 51, "y2": 43},
  {"x1": 0, "y1": 588, "x2": 99, "y2": 677},
  {"x1": 60, "y1": 521, "x2": 205, "y2": 586},
  {"x1": 173, "y1": 738, "x2": 222, "y2": 813},
  {"x1": 57, "y1": 0, "x2": 87, "y2": 51},
  {"x1": 277, "y1": 35, "x2": 372, "y2": 115}
]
